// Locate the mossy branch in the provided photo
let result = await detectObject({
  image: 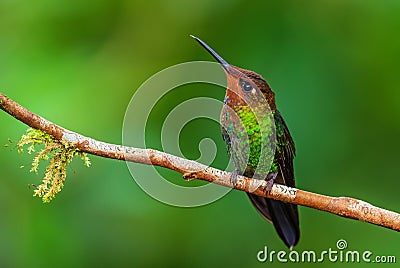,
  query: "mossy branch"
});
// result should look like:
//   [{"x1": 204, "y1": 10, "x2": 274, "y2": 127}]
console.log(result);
[
  {"x1": 1, "y1": 93, "x2": 400, "y2": 231},
  {"x1": 16, "y1": 128, "x2": 90, "y2": 202}
]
